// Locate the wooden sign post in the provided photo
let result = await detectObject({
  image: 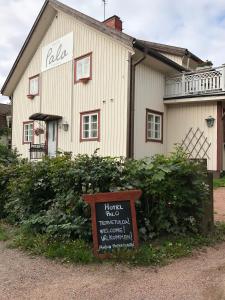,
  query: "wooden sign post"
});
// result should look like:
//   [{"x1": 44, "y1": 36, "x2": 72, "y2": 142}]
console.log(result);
[{"x1": 83, "y1": 190, "x2": 142, "y2": 258}]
